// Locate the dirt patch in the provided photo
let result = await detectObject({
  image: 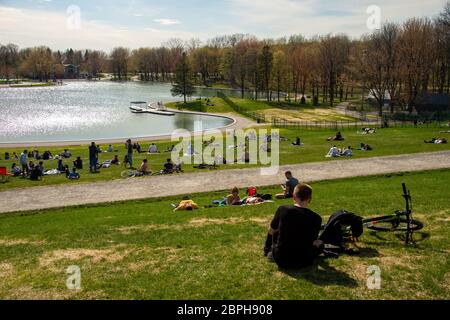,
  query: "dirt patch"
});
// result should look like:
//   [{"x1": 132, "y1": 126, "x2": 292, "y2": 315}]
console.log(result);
[
  {"x1": 188, "y1": 217, "x2": 244, "y2": 226},
  {"x1": 262, "y1": 108, "x2": 356, "y2": 122},
  {"x1": 6, "y1": 285, "x2": 75, "y2": 300},
  {"x1": 39, "y1": 246, "x2": 131, "y2": 271},
  {"x1": 0, "y1": 238, "x2": 45, "y2": 246},
  {"x1": 115, "y1": 216, "x2": 270, "y2": 234},
  {"x1": 0, "y1": 262, "x2": 13, "y2": 278}
]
